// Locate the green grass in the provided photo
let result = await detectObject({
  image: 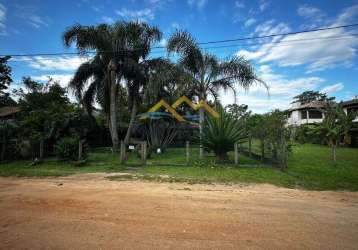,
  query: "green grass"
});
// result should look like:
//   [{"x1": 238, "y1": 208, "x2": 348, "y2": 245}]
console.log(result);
[
  {"x1": 0, "y1": 144, "x2": 358, "y2": 191},
  {"x1": 0, "y1": 150, "x2": 125, "y2": 177}
]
